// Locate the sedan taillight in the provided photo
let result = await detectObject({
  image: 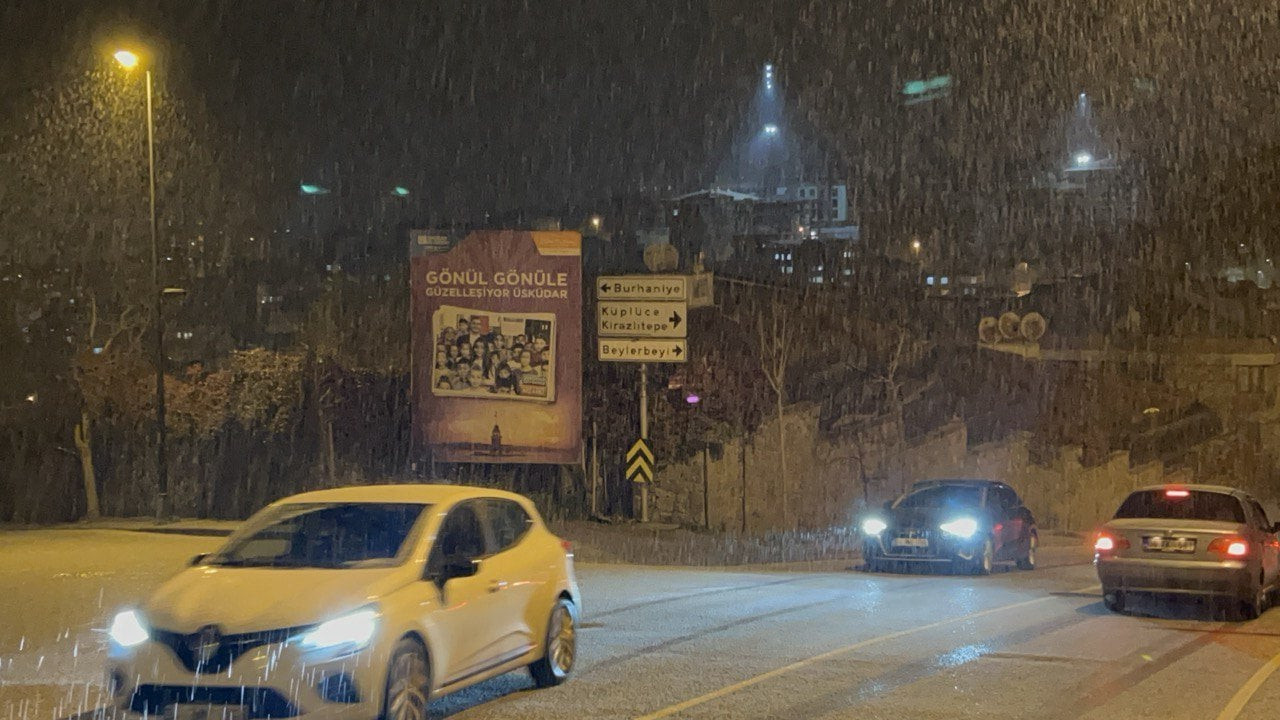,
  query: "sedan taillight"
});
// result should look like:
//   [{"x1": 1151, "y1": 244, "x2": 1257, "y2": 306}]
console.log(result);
[
  {"x1": 1208, "y1": 537, "x2": 1250, "y2": 558},
  {"x1": 1095, "y1": 533, "x2": 1129, "y2": 553}
]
